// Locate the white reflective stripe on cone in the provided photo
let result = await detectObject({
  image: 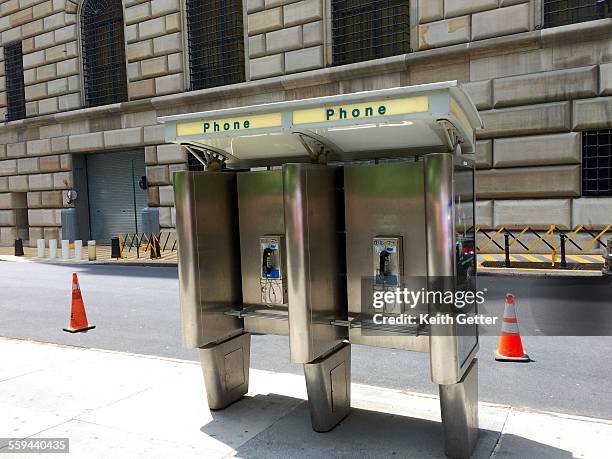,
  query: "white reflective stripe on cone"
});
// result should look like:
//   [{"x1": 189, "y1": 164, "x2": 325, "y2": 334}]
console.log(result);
[
  {"x1": 503, "y1": 303, "x2": 518, "y2": 320},
  {"x1": 501, "y1": 321, "x2": 520, "y2": 334}
]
